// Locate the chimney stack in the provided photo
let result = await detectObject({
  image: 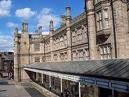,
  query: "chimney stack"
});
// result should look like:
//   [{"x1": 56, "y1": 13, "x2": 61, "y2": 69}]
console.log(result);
[
  {"x1": 49, "y1": 20, "x2": 54, "y2": 31},
  {"x1": 22, "y1": 22, "x2": 28, "y2": 32},
  {"x1": 66, "y1": 6, "x2": 71, "y2": 19}
]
